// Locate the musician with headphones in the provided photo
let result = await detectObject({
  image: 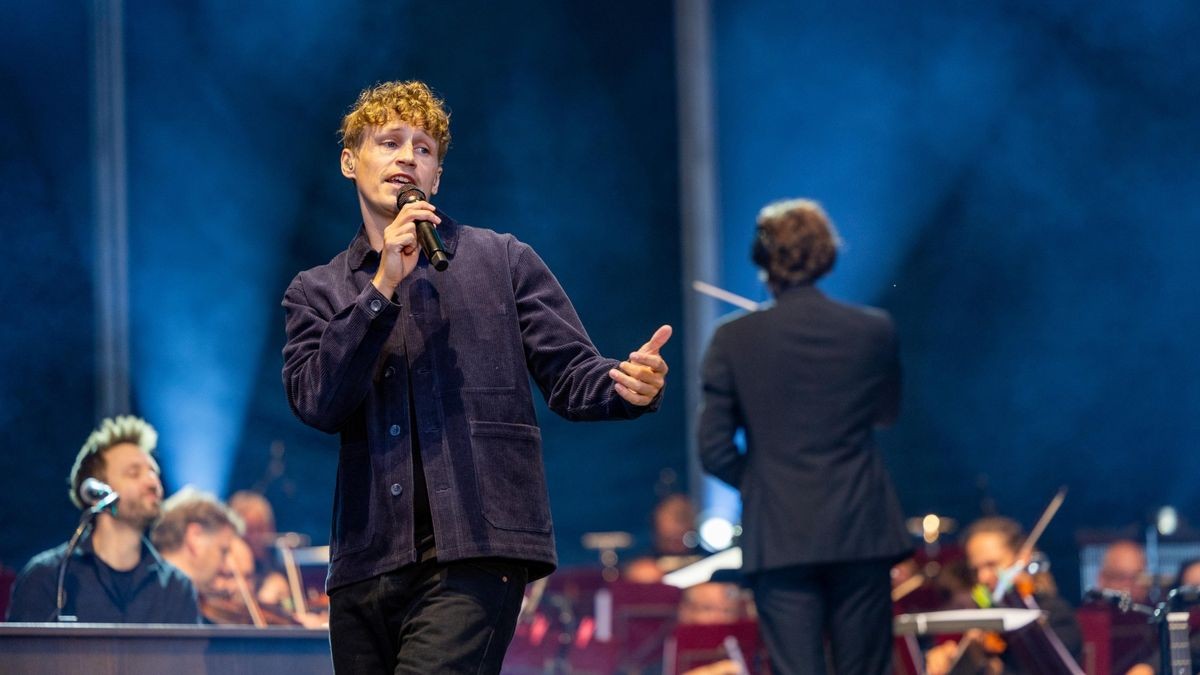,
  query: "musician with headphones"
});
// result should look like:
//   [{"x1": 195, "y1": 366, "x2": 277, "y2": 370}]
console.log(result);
[{"x1": 698, "y1": 199, "x2": 909, "y2": 674}]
